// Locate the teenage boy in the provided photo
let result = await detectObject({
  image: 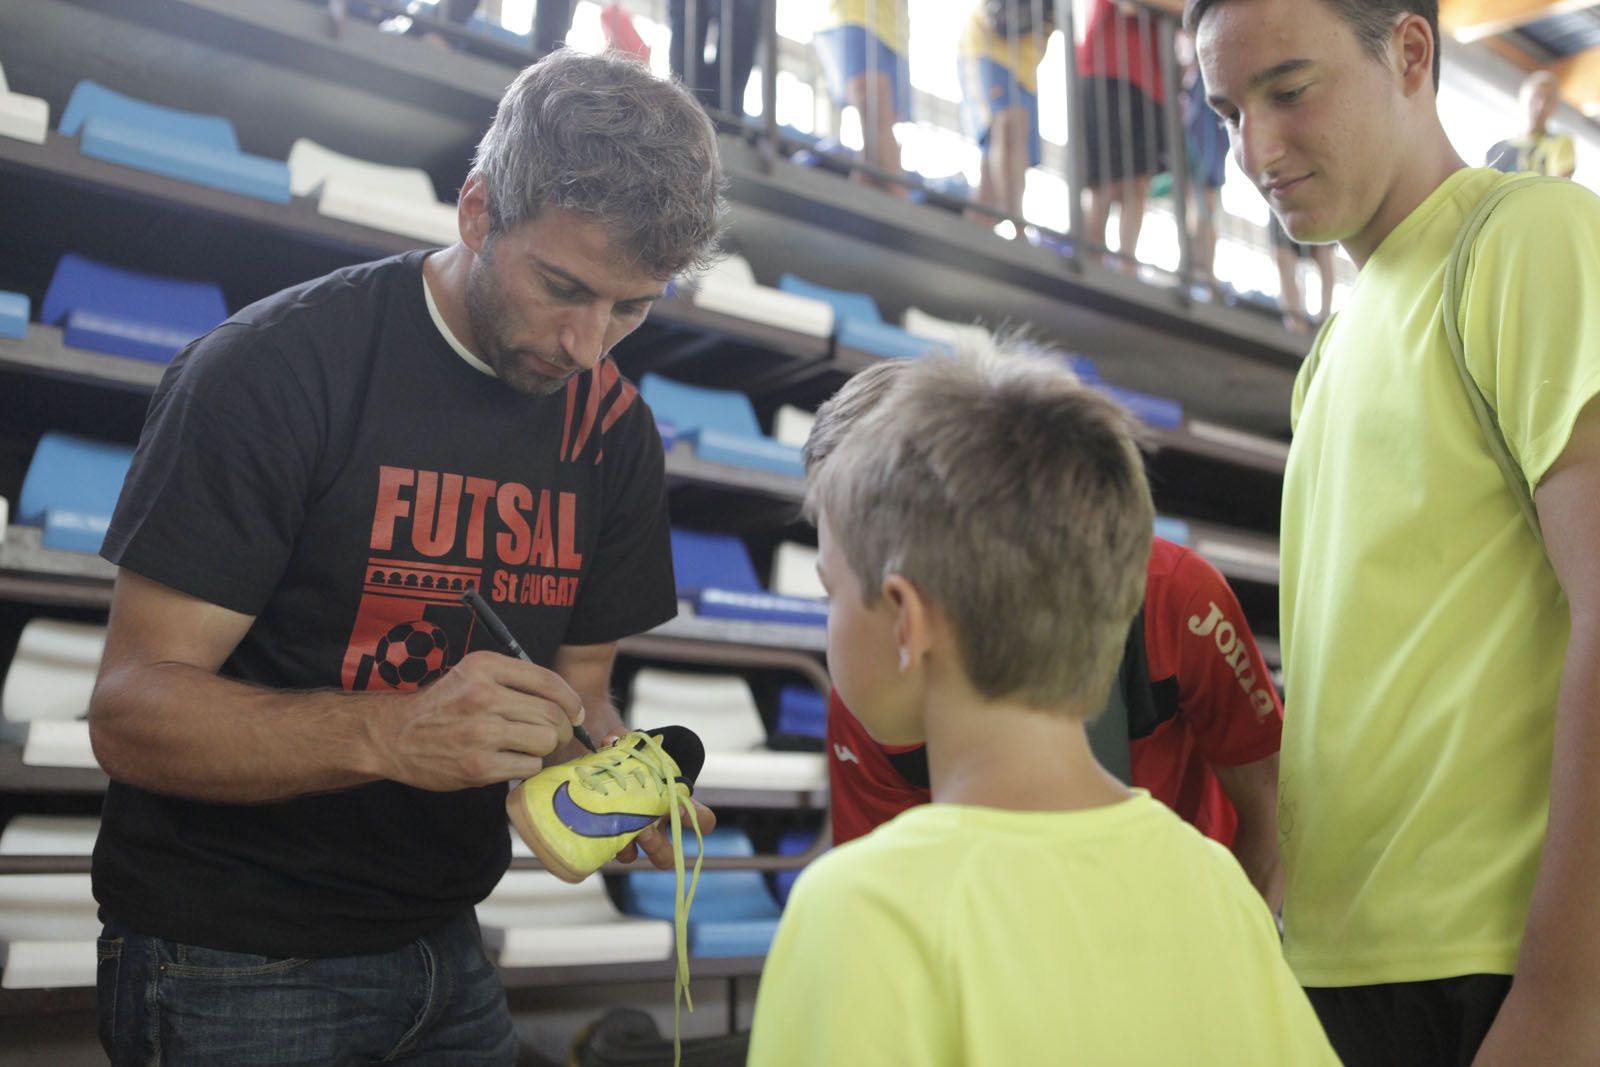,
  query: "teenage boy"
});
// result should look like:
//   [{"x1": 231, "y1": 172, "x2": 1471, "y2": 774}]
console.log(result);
[
  {"x1": 746, "y1": 341, "x2": 1337, "y2": 1065},
  {"x1": 1194, "y1": 0, "x2": 1600, "y2": 1061}
]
